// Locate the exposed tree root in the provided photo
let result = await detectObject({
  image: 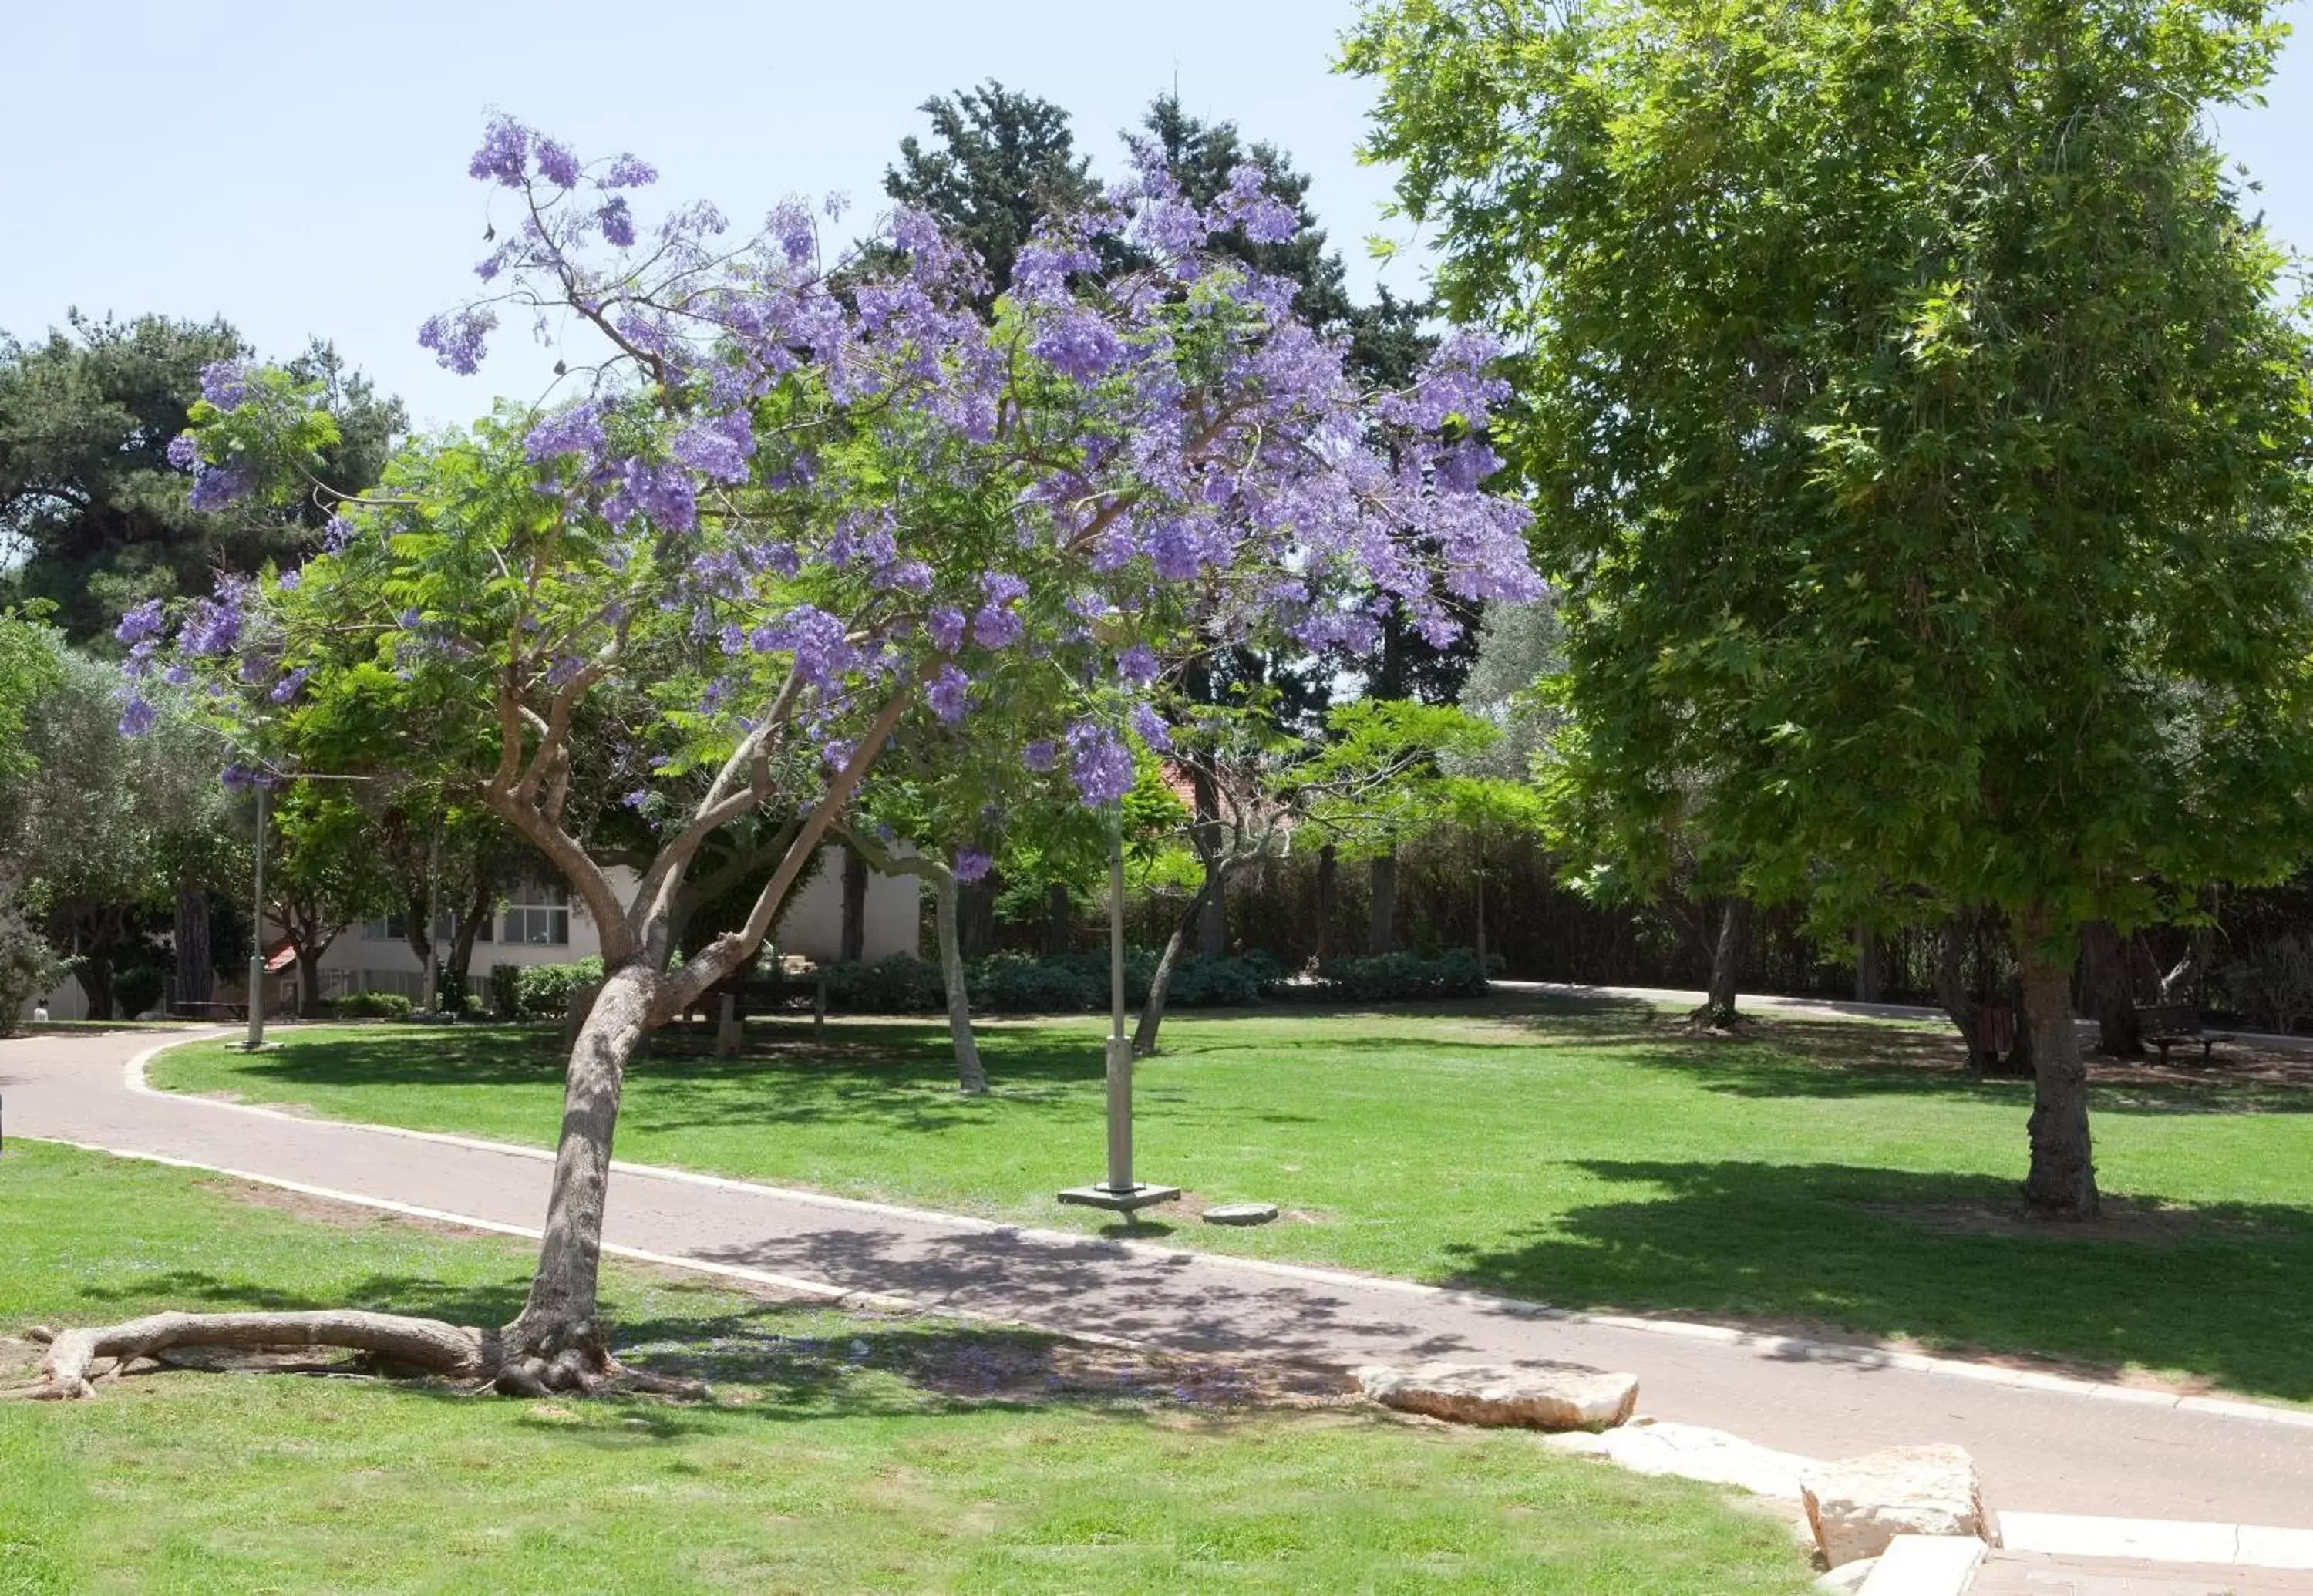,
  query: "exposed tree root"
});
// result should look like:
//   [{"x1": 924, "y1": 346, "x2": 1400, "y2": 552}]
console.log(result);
[{"x1": 2, "y1": 1311, "x2": 705, "y2": 1402}]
